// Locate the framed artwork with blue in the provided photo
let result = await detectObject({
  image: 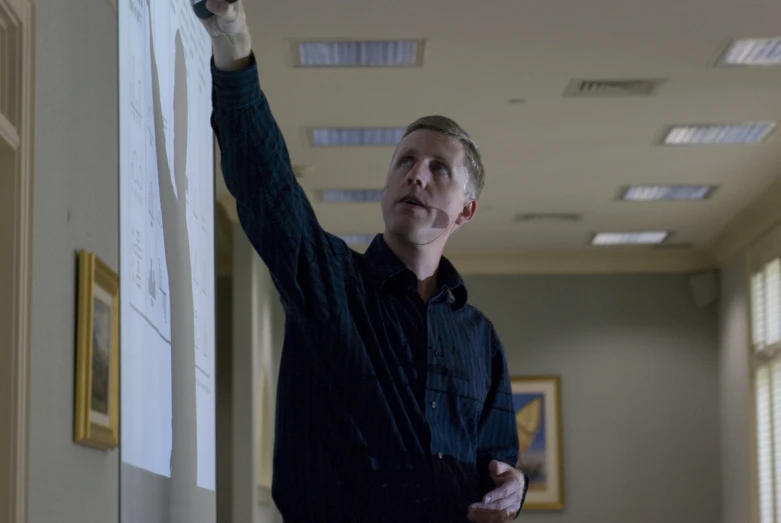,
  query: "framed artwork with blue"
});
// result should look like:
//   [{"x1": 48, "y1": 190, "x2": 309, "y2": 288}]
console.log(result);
[{"x1": 511, "y1": 375, "x2": 564, "y2": 510}]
